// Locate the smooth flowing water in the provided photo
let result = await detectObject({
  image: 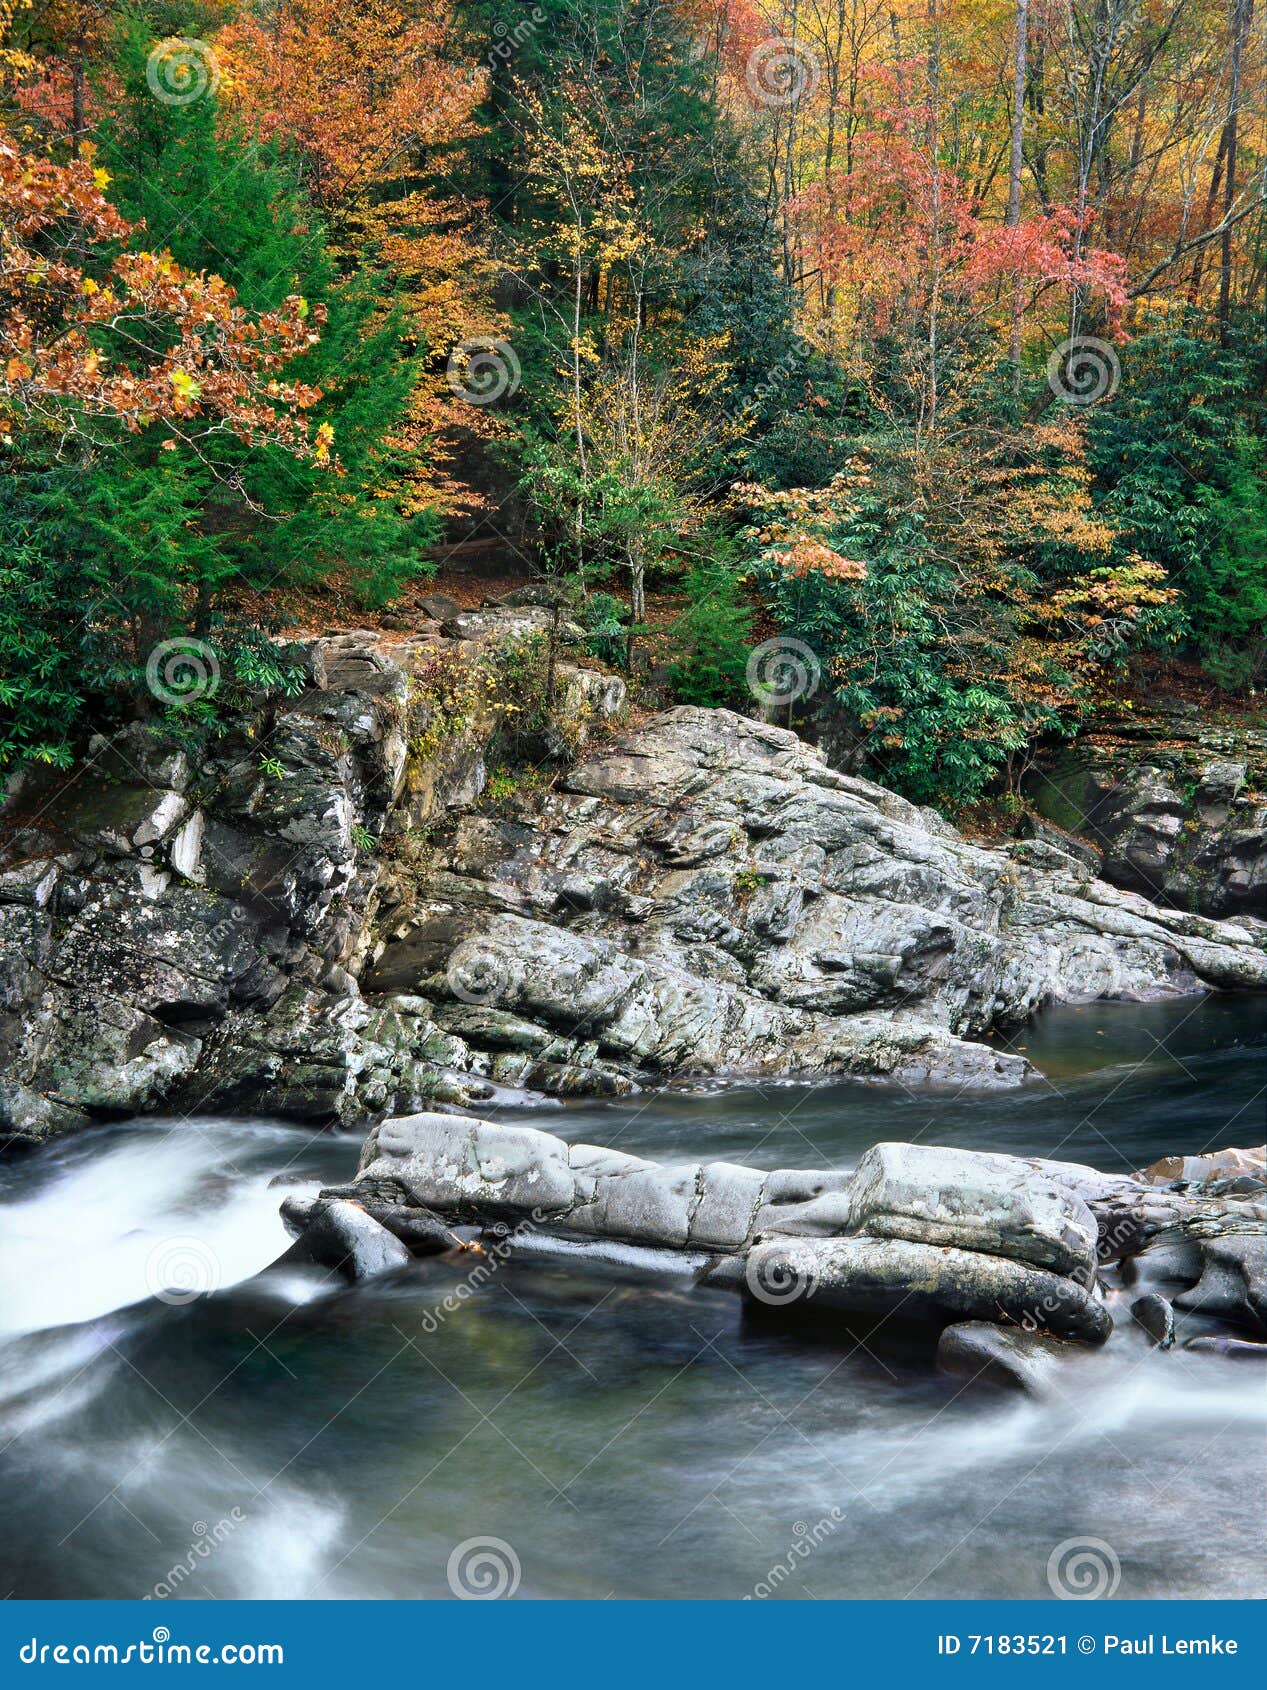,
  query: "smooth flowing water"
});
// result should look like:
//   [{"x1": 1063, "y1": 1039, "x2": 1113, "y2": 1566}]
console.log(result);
[{"x1": 1, "y1": 997, "x2": 1263, "y2": 1601}]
